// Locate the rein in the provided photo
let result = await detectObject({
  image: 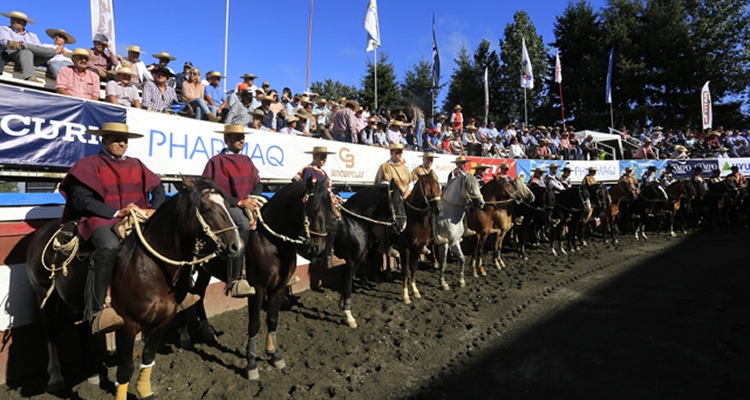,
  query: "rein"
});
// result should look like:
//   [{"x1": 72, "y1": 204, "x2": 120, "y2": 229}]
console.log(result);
[
  {"x1": 252, "y1": 192, "x2": 327, "y2": 245},
  {"x1": 405, "y1": 179, "x2": 440, "y2": 213},
  {"x1": 340, "y1": 187, "x2": 406, "y2": 227}
]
